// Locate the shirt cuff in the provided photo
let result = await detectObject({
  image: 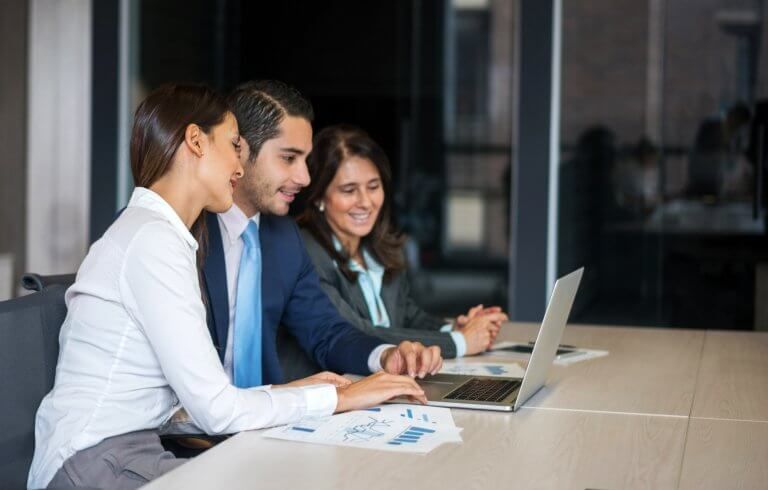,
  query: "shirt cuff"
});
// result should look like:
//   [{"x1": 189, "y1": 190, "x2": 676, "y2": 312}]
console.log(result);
[
  {"x1": 367, "y1": 343, "x2": 396, "y2": 372},
  {"x1": 301, "y1": 383, "x2": 338, "y2": 417},
  {"x1": 439, "y1": 323, "x2": 453, "y2": 332},
  {"x1": 450, "y1": 331, "x2": 467, "y2": 357}
]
